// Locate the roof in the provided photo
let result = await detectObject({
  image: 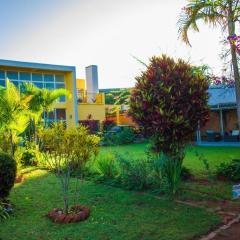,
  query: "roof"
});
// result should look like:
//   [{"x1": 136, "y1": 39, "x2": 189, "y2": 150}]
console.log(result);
[
  {"x1": 208, "y1": 86, "x2": 236, "y2": 108},
  {"x1": 0, "y1": 59, "x2": 76, "y2": 72}
]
